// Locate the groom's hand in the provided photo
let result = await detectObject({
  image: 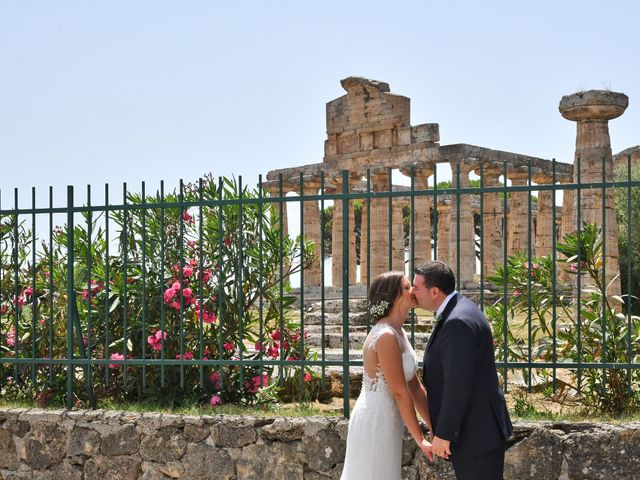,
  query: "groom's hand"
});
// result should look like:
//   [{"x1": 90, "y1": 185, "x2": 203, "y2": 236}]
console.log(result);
[{"x1": 432, "y1": 436, "x2": 451, "y2": 459}]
